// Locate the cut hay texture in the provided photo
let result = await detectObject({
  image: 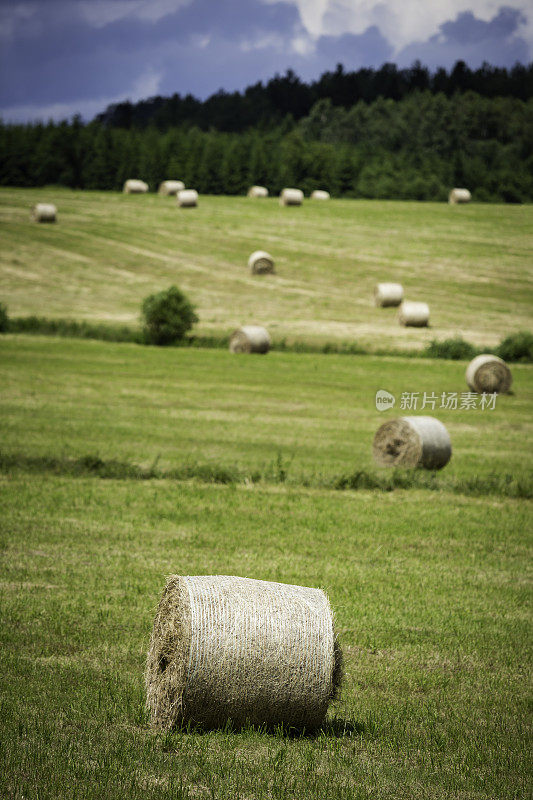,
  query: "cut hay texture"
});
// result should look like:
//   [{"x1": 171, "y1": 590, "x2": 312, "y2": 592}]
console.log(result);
[
  {"x1": 448, "y1": 188, "x2": 472, "y2": 204},
  {"x1": 374, "y1": 282, "x2": 404, "y2": 307},
  {"x1": 145, "y1": 575, "x2": 342, "y2": 731},
  {"x1": 31, "y1": 203, "x2": 57, "y2": 223},
  {"x1": 466, "y1": 354, "x2": 512, "y2": 394},
  {"x1": 310, "y1": 190, "x2": 330, "y2": 200},
  {"x1": 279, "y1": 188, "x2": 303, "y2": 206},
  {"x1": 247, "y1": 186, "x2": 269, "y2": 198},
  {"x1": 248, "y1": 250, "x2": 275, "y2": 275},
  {"x1": 123, "y1": 179, "x2": 149, "y2": 194},
  {"x1": 177, "y1": 189, "x2": 198, "y2": 208},
  {"x1": 158, "y1": 180, "x2": 185, "y2": 196},
  {"x1": 373, "y1": 416, "x2": 452, "y2": 470},
  {"x1": 399, "y1": 301, "x2": 429, "y2": 327},
  {"x1": 229, "y1": 325, "x2": 271, "y2": 354}
]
